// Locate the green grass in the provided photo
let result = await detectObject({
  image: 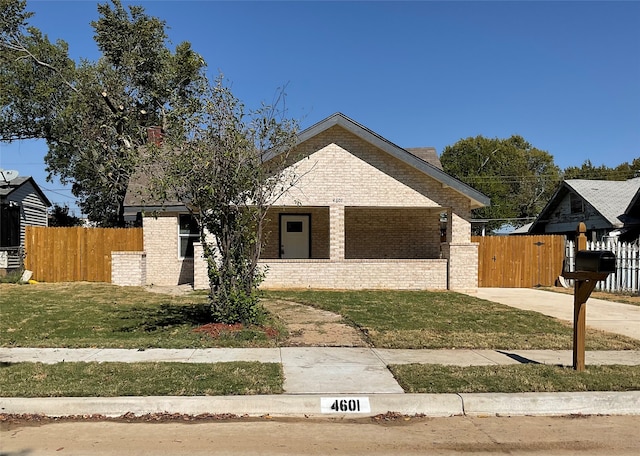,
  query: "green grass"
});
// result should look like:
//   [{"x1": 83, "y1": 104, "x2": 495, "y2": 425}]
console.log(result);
[
  {"x1": 390, "y1": 364, "x2": 640, "y2": 393},
  {"x1": 3, "y1": 284, "x2": 639, "y2": 351},
  {"x1": 263, "y1": 290, "x2": 640, "y2": 350},
  {"x1": 0, "y1": 361, "x2": 283, "y2": 397},
  {"x1": 0, "y1": 283, "x2": 281, "y2": 348}
]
